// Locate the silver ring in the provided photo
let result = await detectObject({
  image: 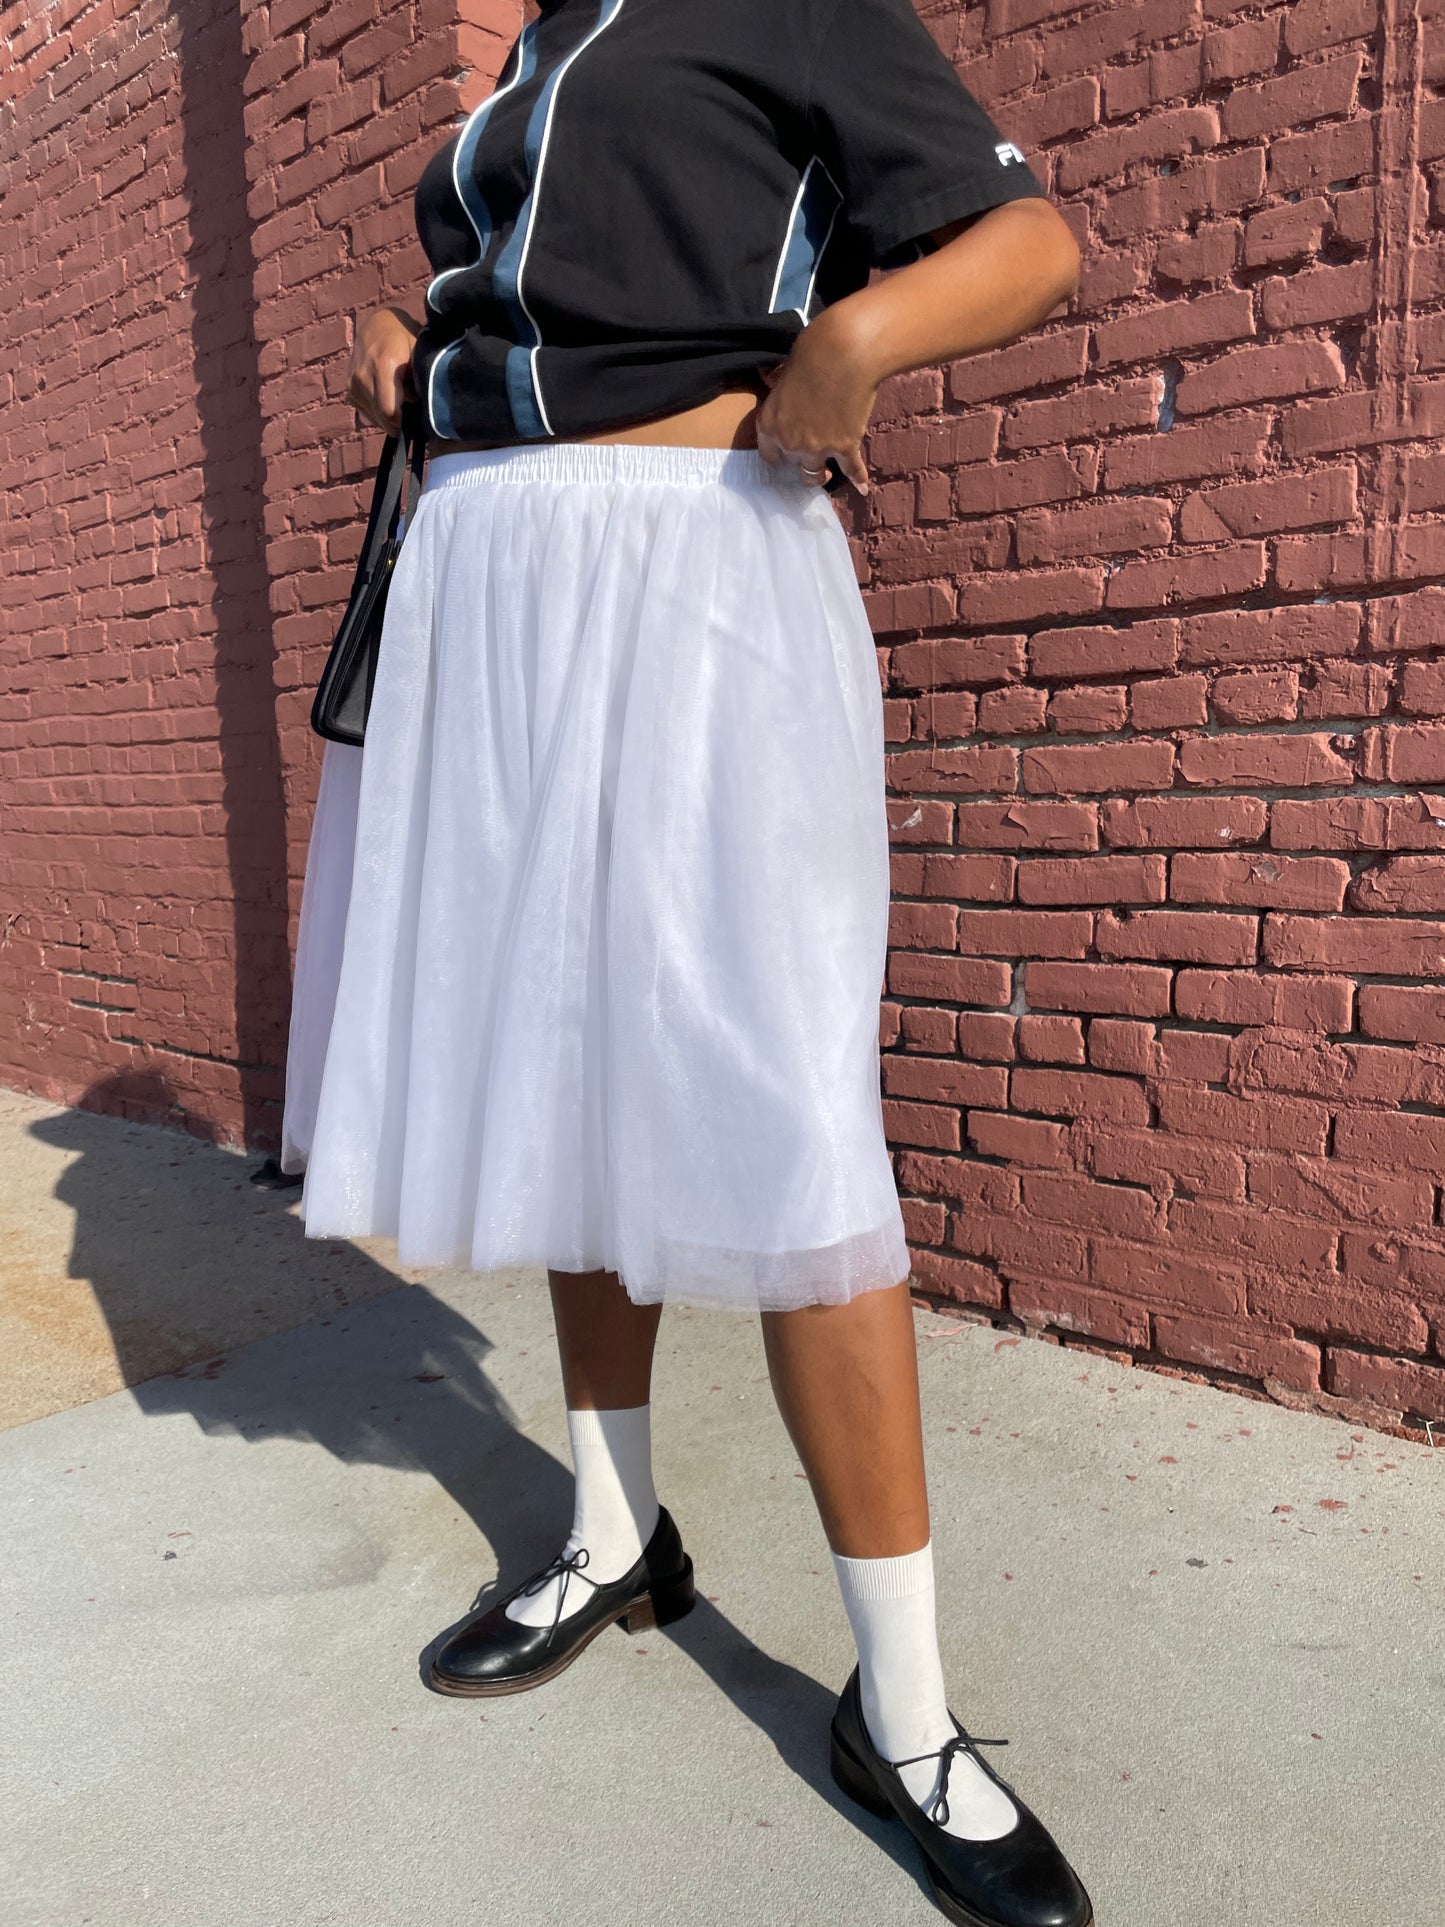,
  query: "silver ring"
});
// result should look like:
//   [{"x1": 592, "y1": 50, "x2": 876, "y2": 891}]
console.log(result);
[{"x1": 799, "y1": 463, "x2": 827, "y2": 481}]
